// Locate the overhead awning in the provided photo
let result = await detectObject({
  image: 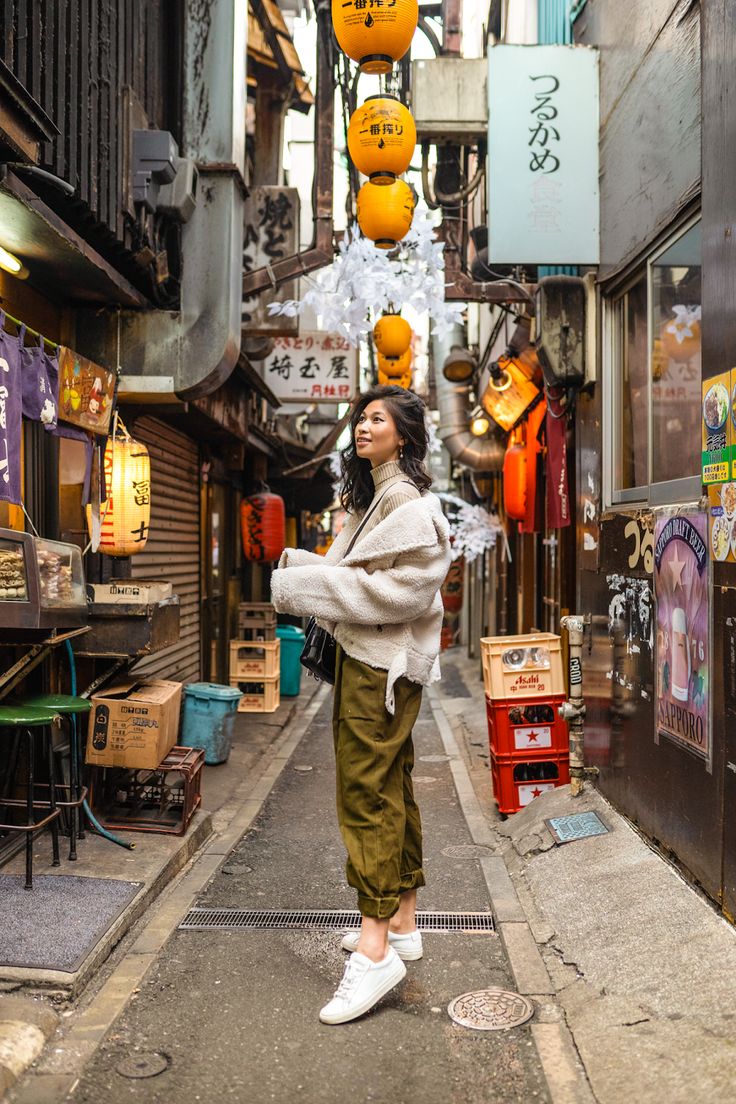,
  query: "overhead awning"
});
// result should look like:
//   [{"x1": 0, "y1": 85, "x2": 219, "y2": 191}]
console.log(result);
[{"x1": 248, "y1": 0, "x2": 314, "y2": 113}]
